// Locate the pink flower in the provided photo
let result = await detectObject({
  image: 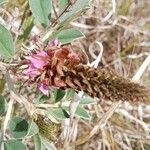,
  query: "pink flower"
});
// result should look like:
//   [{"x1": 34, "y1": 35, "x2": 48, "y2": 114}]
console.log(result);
[
  {"x1": 22, "y1": 50, "x2": 51, "y2": 94},
  {"x1": 21, "y1": 39, "x2": 81, "y2": 95}
]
